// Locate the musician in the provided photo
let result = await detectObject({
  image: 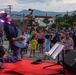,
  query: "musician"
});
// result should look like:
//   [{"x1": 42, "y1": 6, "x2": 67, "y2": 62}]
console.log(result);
[{"x1": 0, "y1": 14, "x2": 25, "y2": 67}]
